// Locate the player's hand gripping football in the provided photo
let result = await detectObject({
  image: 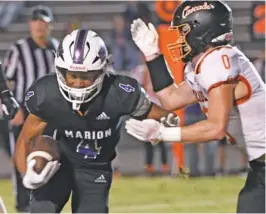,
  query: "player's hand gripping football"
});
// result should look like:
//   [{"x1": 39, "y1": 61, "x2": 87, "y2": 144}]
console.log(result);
[
  {"x1": 131, "y1": 18, "x2": 160, "y2": 61},
  {"x1": 125, "y1": 114, "x2": 180, "y2": 145},
  {"x1": 23, "y1": 155, "x2": 60, "y2": 189}
]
